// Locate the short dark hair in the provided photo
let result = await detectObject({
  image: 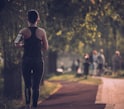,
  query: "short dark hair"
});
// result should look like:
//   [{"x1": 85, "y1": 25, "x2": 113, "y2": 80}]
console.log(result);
[{"x1": 27, "y1": 9, "x2": 39, "y2": 24}]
